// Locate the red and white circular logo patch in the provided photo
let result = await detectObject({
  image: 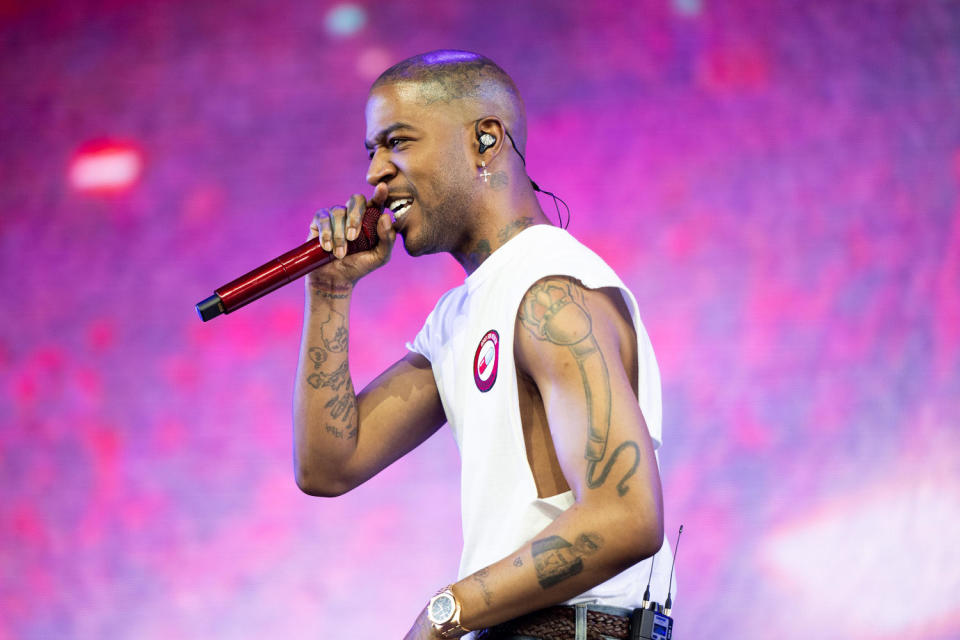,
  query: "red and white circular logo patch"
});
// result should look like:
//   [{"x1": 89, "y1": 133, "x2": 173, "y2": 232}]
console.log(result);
[{"x1": 473, "y1": 330, "x2": 499, "y2": 392}]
